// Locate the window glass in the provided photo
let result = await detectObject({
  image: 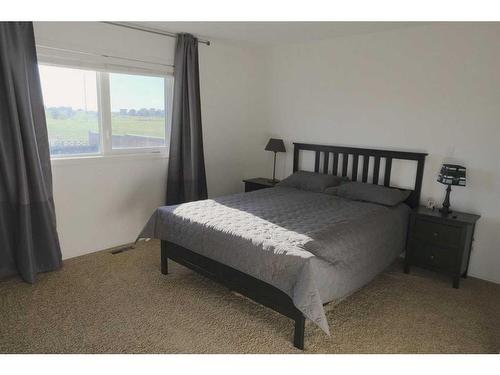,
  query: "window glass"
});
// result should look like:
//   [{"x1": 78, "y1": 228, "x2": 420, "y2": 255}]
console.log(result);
[
  {"x1": 39, "y1": 65, "x2": 100, "y2": 156},
  {"x1": 109, "y1": 73, "x2": 166, "y2": 149}
]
